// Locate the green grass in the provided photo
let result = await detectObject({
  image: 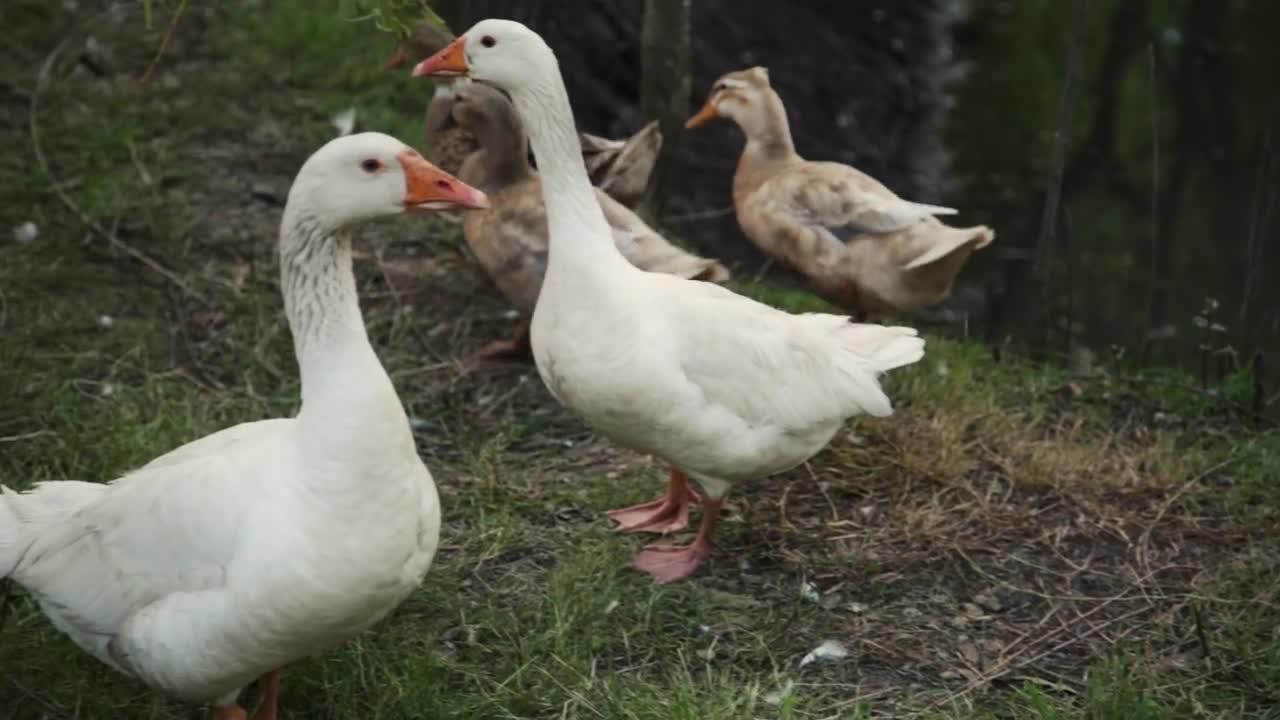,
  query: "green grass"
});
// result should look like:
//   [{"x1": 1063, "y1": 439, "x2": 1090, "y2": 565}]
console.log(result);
[{"x1": 2, "y1": 2, "x2": 1278, "y2": 719}]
